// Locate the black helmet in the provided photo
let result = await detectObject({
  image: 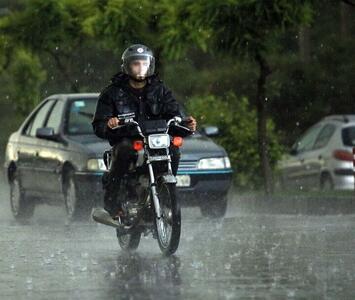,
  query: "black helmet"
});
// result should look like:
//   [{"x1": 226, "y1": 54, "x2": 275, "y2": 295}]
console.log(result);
[{"x1": 121, "y1": 44, "x2": 155, "y2": 81}]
